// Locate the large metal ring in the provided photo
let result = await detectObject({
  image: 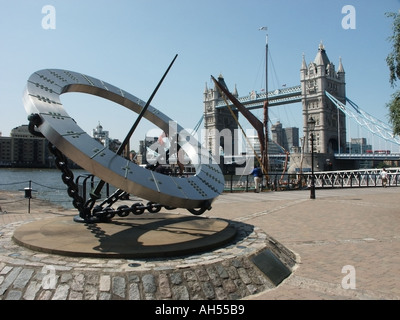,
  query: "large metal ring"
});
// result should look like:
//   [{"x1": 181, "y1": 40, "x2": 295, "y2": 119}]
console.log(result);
[{"x1": 22, "y1": 69, "x2": 224, "y2": 209}]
